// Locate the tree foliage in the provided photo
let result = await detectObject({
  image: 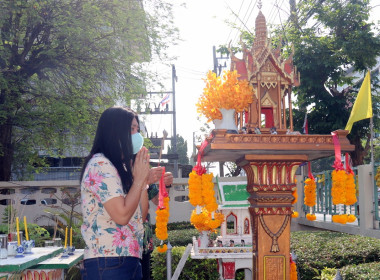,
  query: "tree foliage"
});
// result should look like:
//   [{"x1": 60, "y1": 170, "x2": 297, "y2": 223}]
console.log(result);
[
  {"x1": 167, "y1": 134, "x2": 189, "y2": 165},
  {"x1": 0, "y1": 0, "x2": 178, "y2": 180},
  {"x1": 288, "y1": 0, "x2": 380, "y2": 165}
]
